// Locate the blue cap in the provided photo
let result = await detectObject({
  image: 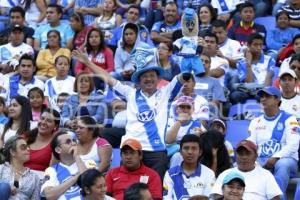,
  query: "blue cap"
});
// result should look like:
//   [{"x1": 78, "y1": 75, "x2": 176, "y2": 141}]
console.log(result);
[
  {"x1": 222, "y1": 171, "x2": 246, "y2": 187},
  {"x1": 183, "y1": 8, "x2": 195, "y2": 21},
  {"x1": 257, "y1": 86, "x2": 281, "y2": 99}
]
